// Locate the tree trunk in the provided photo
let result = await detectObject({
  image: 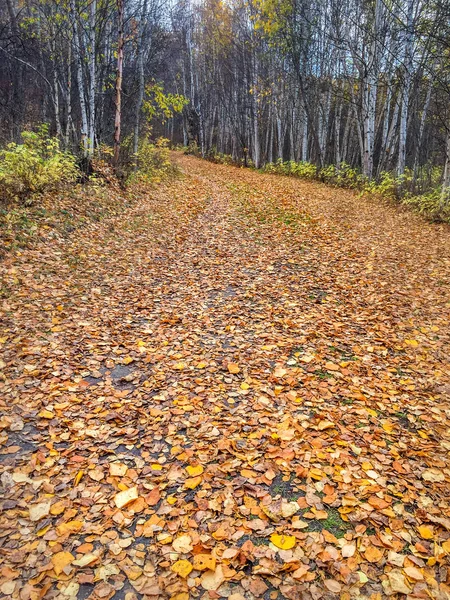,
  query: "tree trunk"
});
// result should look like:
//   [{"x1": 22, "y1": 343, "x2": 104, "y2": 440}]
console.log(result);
[
  {"x1": 88, "y1": 0, "x2": 97, "y2": 156},
  {"x1": 441, "y1": 128, "x2": 450, "y2": 205},
  {"x1": 70, "y1": 0, "x2": 89, "y2": 156},
  {"x1": 133, "y1": 0, "x2": 149, "y2": 157},
  {"x1": 113, "y1": 0, "x2": 124, "y2": 168},
  {"x1": 413, "y1": 76, "x2": 433, "y2": 180},
  {"x1": 397, "y1": 0, "x2": 414, "y2": 177}
]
